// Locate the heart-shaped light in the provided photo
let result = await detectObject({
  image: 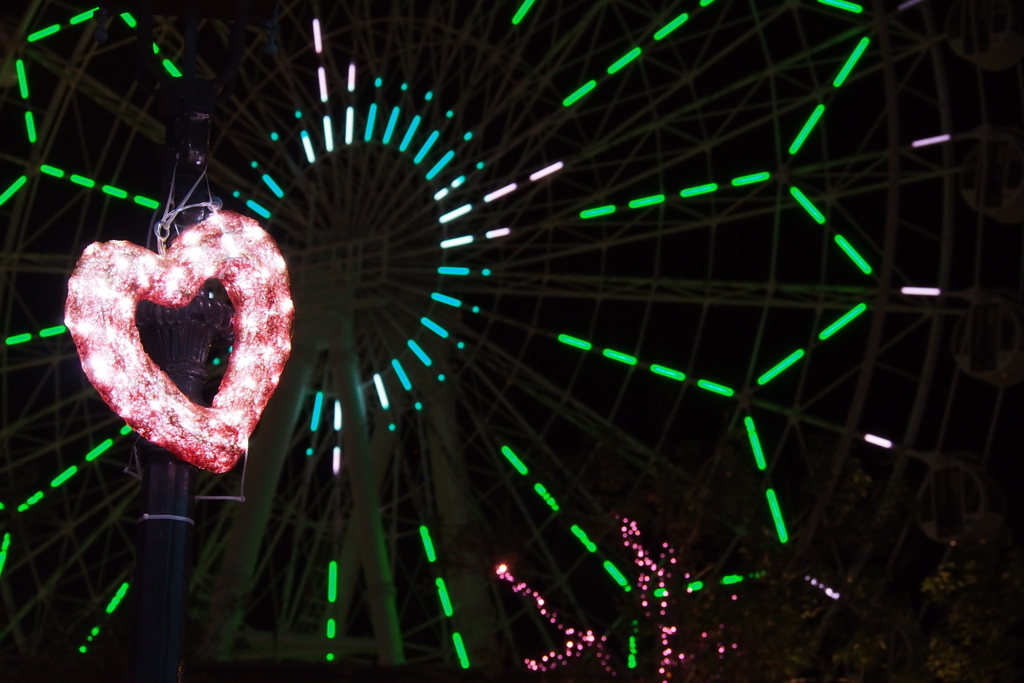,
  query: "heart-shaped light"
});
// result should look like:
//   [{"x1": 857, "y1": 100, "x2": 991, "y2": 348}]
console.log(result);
[{"x1": 65, "y1": 210, "x2": 293, "y2": 473}]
